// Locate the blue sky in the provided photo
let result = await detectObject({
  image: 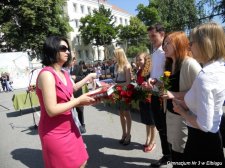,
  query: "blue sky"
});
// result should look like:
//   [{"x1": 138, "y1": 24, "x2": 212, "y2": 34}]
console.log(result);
[
  {"x1": 108, "y1": 0, "x2": 224, "y2": 25},
  {"x1": 108, "y1": 0, "x2": 149, "y2": 15}
]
